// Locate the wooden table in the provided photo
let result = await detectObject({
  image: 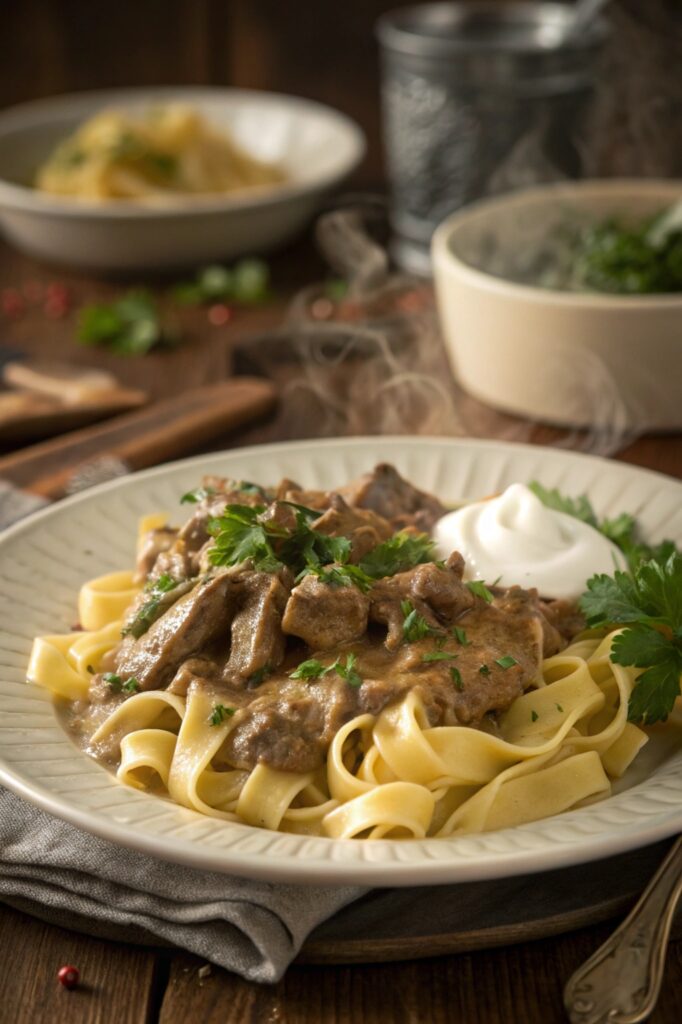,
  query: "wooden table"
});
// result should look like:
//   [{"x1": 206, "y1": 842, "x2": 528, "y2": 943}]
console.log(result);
[{"x1": 1, "y1": 235, "x2": 681, "y2": 1023}]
